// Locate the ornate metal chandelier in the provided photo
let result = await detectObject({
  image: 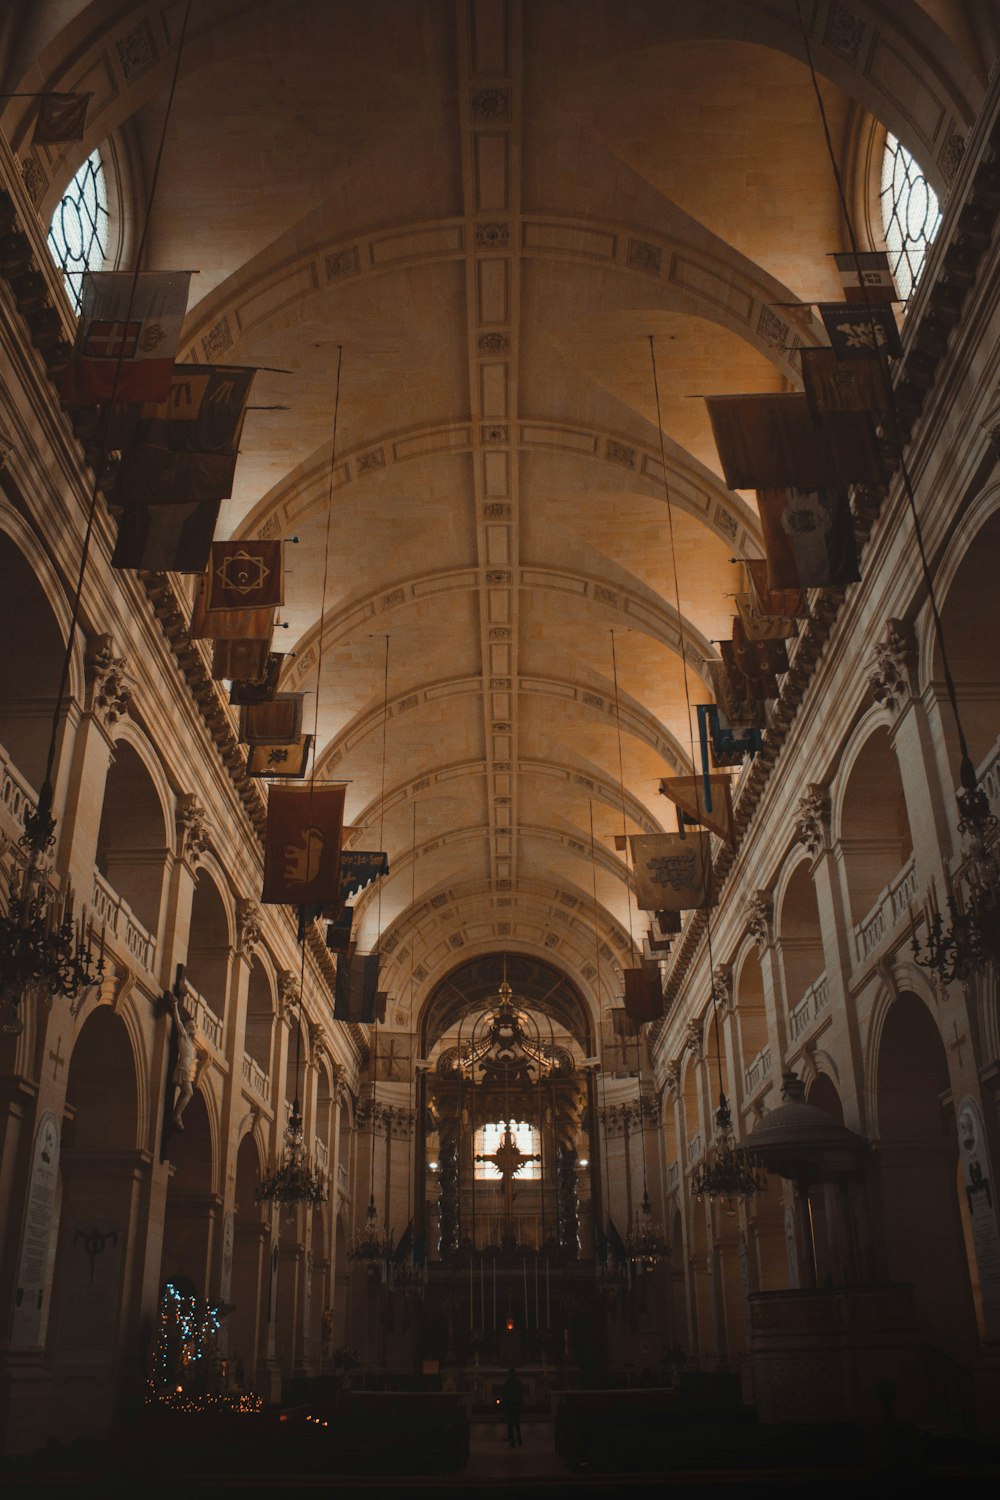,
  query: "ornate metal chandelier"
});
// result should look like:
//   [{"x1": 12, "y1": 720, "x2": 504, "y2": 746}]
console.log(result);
[
  {"x1": 625, "y1": 1188, "x2": 670, "y2": 1274},
  {"x1": 256, "y1": 1096, "x2": 328, "y2": 1211},
  {"x1": 913, "y1": 769, "x2": 1000, "y2": 985},
  {"x1": 348, "y1": 1194, "x2": 391, "y2": 1271},
  {"x1": 0, "y1": 784, "x2": 105, "y2": 1029},
  {"x1": 691, "y1": 1093, "x2": 765, "y2": 1213}
]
